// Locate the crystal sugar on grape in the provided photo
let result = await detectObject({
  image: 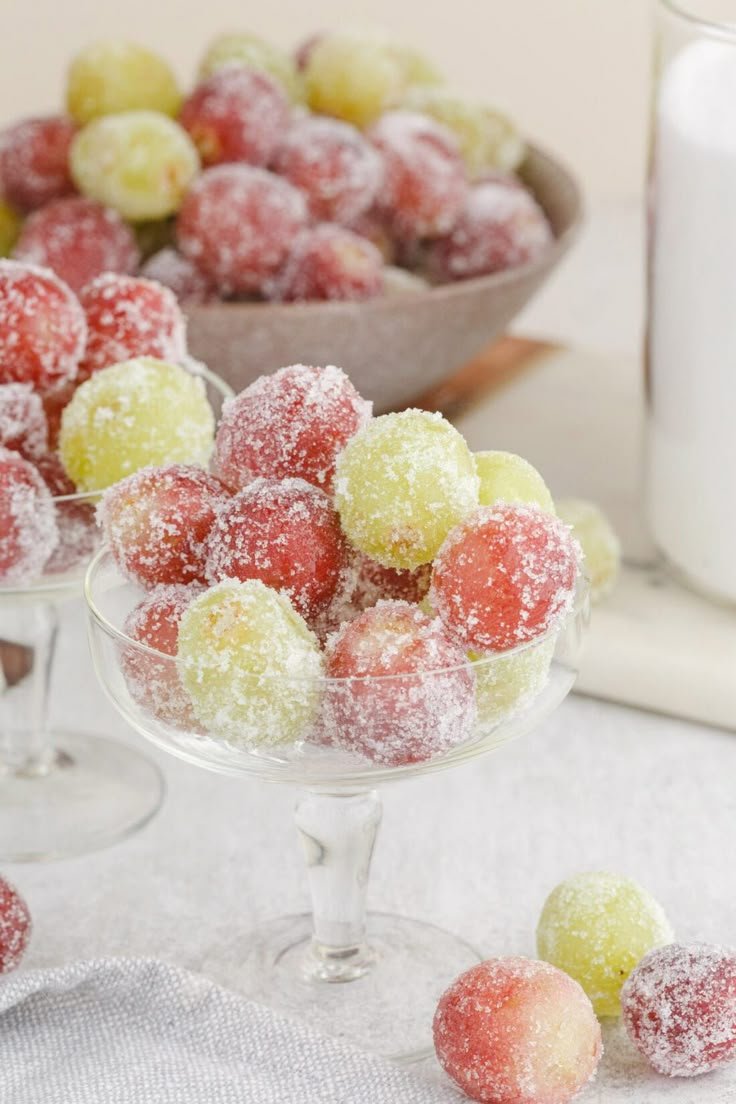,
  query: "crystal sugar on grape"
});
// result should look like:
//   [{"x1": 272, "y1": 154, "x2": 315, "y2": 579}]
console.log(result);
[
  {"x1": 0, "y1": 875, "x2": 31, "y2": 973},
  {"x1": 140, "y1": 248, "x2": 218, "y2": 304},
  {"x1": 0, "y1": 446, "x2": 59, "y2": 584},
  {"x1": 272, "y1": 224, "x2": 384, "y2": 303},
  {"x1": 0, "y1": 116, "x2": 77, "y2": 212},
  {"x1": 0, "y1": 383, "x2": 48, "y2": 459}
]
